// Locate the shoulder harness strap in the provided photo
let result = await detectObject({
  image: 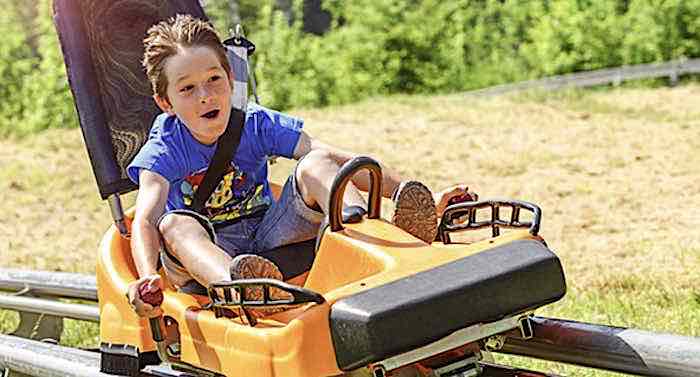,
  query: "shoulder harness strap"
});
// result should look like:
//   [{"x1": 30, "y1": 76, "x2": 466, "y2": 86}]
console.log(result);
[{"x1": 187, "y1": 31, "x2": 255, "y2": 214}]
